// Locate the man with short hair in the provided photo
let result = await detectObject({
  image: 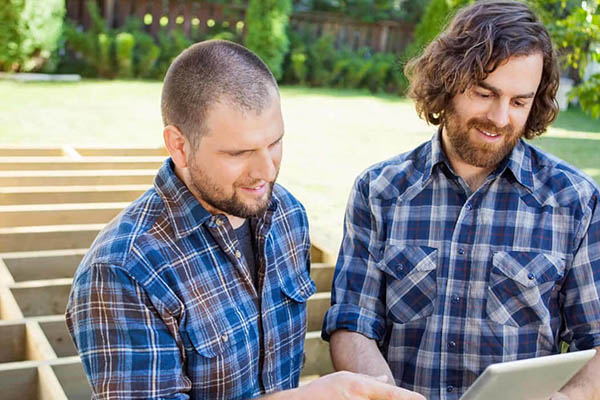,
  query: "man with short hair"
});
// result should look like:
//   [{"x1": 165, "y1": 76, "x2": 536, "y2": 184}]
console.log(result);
[
  {"x1": 323, "y1": 1, "x2": 600, "y2": 399},
  {"x1": 66, "y1": 40, "x2": 423, "y2": 400}
]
